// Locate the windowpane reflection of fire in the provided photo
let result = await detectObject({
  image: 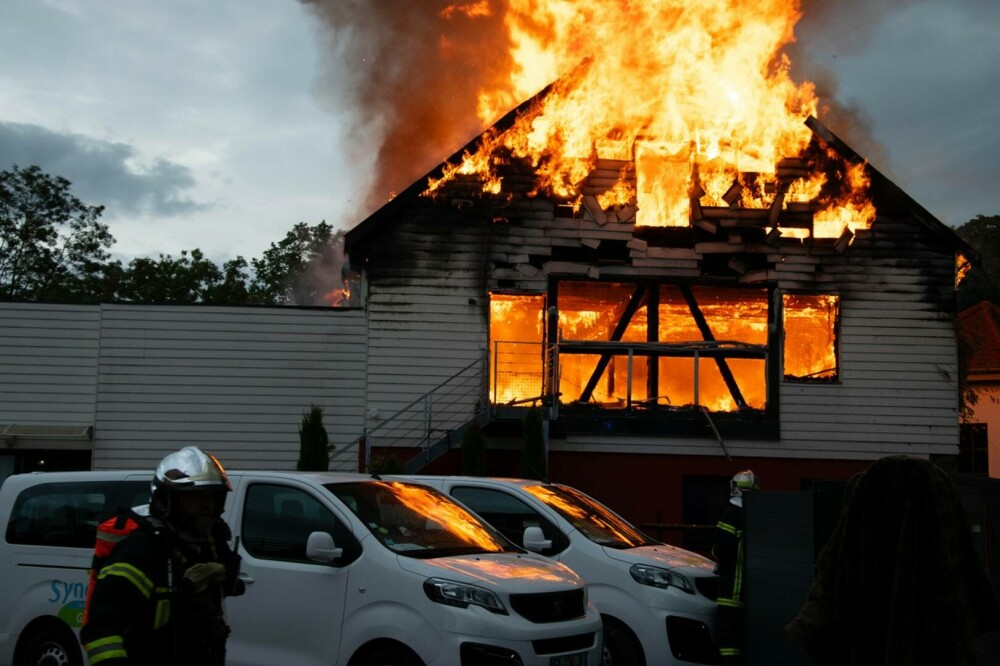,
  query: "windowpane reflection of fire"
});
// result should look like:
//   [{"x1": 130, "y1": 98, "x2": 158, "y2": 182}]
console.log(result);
[{"x1": 380, "y1": 482, "x2": 505, "y2": 552}]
